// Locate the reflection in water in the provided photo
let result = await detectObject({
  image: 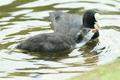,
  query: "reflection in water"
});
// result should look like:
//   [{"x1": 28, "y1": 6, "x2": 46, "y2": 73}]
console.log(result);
[
  {"x1": 11, "y1": 10, "x2": 33, "y2": 16},
  {"x1": 96, "y1": 29, "x2": 120, "y2": 64},
  {"x1": 0, "y1": 0, "x2": 120, "y2": 80},
  {"x1": 54, "y1": 2, "x2": 119, "y2": 11},
  {"x1": 24, "y1": 10, "x2": 52, "y2": 19},
  {"x1": 0, "y1": 0, "x2": 14, "y2": 6},
  {"x1": 80, "y1": 40, "x2": 99, "y2": 64},
  {"x1": 17, "y1": 0, "x2": 81, "y2": 8}
]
